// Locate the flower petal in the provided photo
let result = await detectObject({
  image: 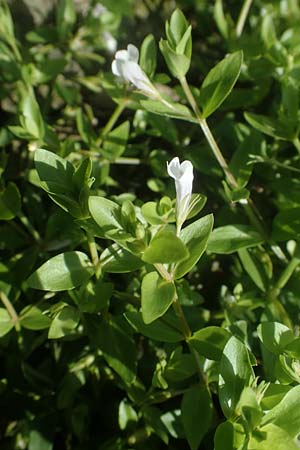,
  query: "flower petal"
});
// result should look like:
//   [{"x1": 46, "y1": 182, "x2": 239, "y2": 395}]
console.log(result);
[
  {"x1": 114, "y1": 49, "x2": 130, "y2": 61},
  {"x1": 167, "y1": 157, "x2": 181, "y2": 179},
  {"x1": 127, "y1": 44, "x2": 139, "y2": 63}
]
